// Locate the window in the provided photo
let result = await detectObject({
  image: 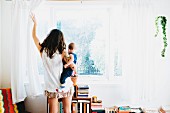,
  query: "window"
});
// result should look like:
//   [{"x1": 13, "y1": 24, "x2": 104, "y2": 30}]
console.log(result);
[
  {"x1": 54, "y1": 8, "x2": 109, "y2": 76},
  {"x1": 35, "y1": 1, "x2": 122, "y2": 83}
]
